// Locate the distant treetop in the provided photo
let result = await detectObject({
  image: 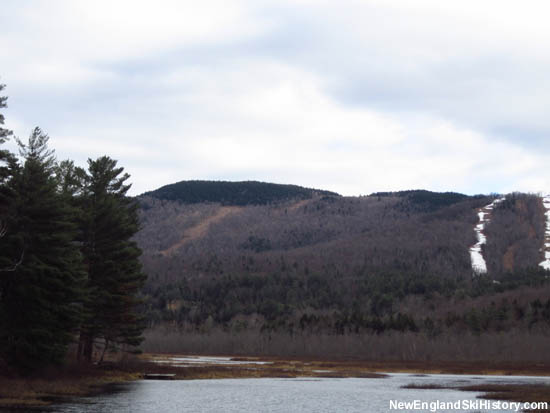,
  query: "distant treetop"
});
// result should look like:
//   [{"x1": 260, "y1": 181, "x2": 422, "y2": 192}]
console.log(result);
[
  {"x1": 140, "y1": 180, "x2": 340, "y2": 206},
  {"x1": 370, "y1": 189, "x2": 475, "y2": 211}
]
